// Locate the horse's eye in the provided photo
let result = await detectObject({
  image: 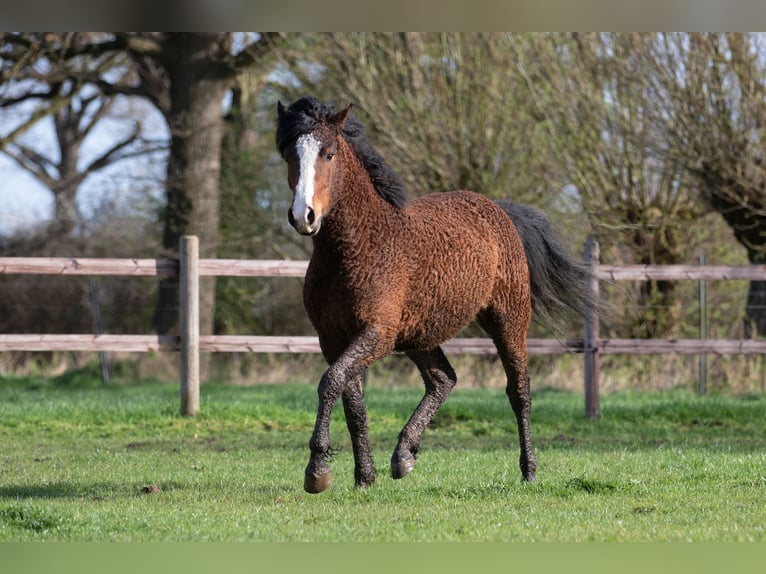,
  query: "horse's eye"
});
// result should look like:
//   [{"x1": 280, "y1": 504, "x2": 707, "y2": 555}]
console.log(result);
[{"x1": 325, "y1": 153, "x2": 334, "y2": 161}]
